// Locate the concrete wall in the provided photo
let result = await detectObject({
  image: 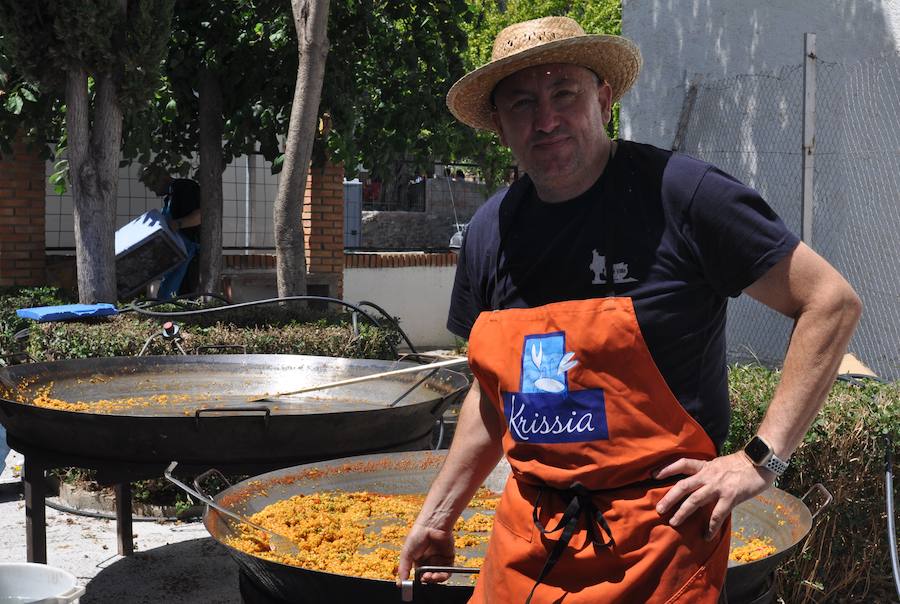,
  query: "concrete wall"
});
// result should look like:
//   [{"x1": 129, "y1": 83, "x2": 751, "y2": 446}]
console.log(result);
[
  {"x1": 621, "y1": 0, "x2": 900, "y2": 147},
  {"x1": 360, "y1": 177, "x2": 488, "y2": 249},
  {"x1": 343, "y1": 252, "x2": 460, "y2": 349},
  {"x1": 361, "y1": 211, "x2": 462, "y2": 250}
]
